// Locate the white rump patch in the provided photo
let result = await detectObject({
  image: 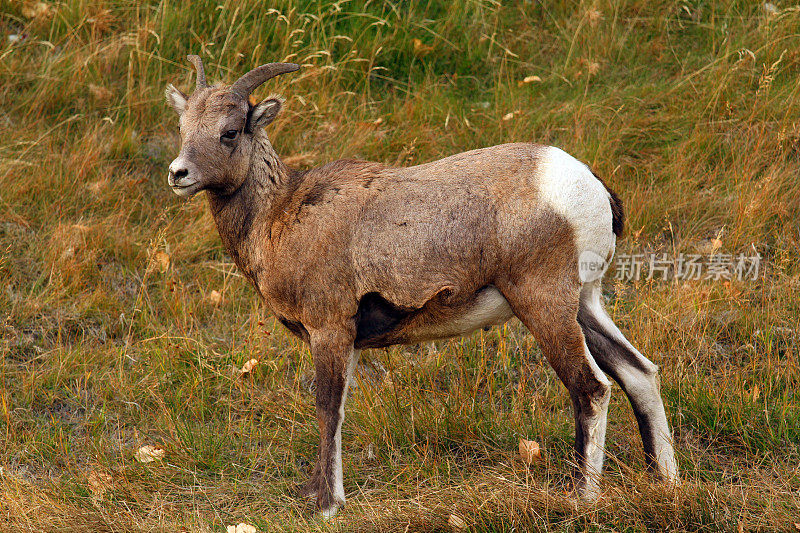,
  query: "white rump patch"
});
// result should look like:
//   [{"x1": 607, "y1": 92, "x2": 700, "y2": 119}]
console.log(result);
[{"x1": 536, "y1": 146, "x2": 615, "y2": 259}]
